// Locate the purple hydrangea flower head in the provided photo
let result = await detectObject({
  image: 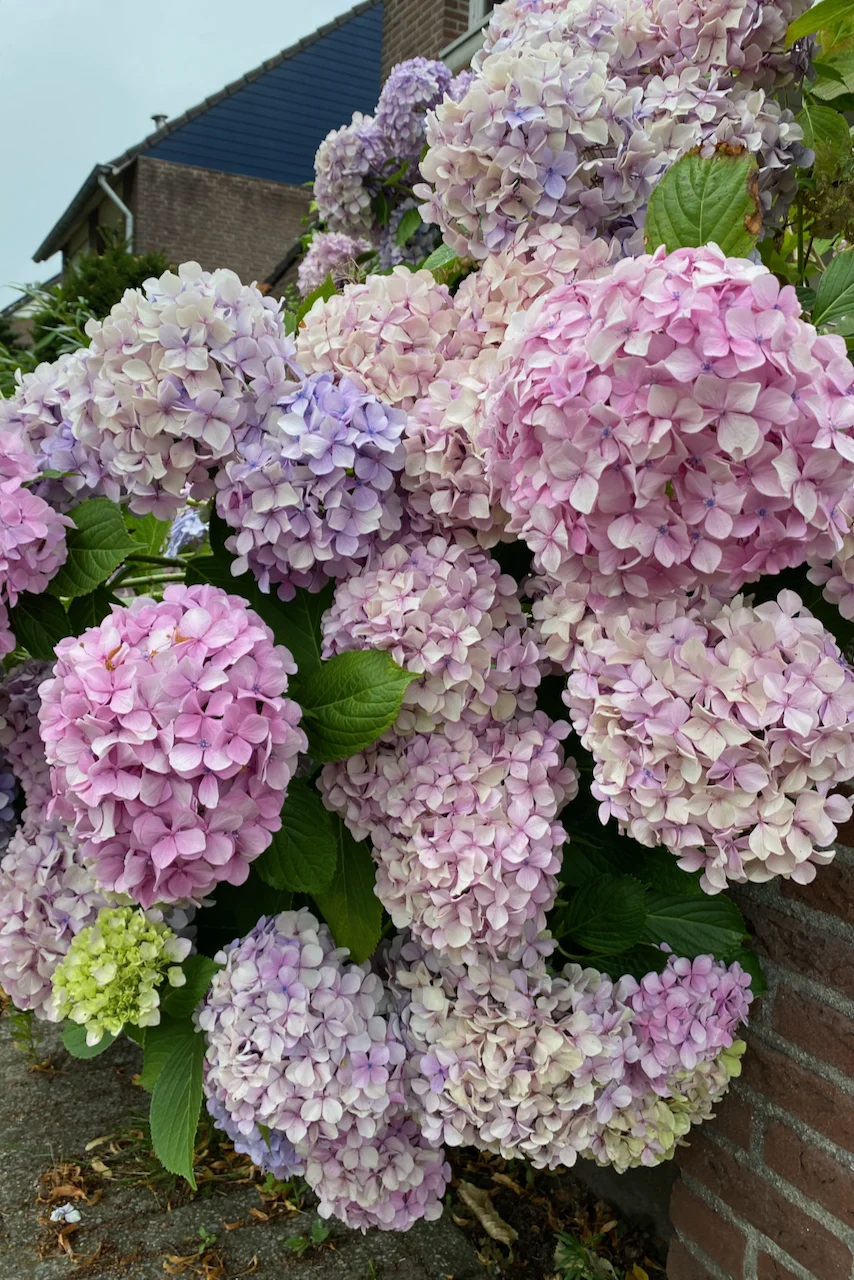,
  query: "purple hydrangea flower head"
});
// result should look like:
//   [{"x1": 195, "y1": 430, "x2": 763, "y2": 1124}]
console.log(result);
[
  {"x1": 563, "y1": 590, "x2": 854, "y2": 892},
  {"x1": 165, "y1": 506, "x2": 207, "y2": 558},
  {"x1": 297, "y1": 232, "x2": 372, "y2": 298},
  {"x1": 215, "y1": 371, "x2": 406, "y2": 600},
  {"x1": 38, "y1": 583, "x2": 307, "y2": 907},
  {"x1": 205, "y1": 1092, "x2": 305, "y2": 1181},
  {"x1": 314, "y1": 113, "x2": 390, "y2": 234},
  {"x1": 0, "y1": 660, "x2": 53, "y2": 827},
  {"x1": 375, "y1": 59, "x2": 454, "y2": 158}
]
